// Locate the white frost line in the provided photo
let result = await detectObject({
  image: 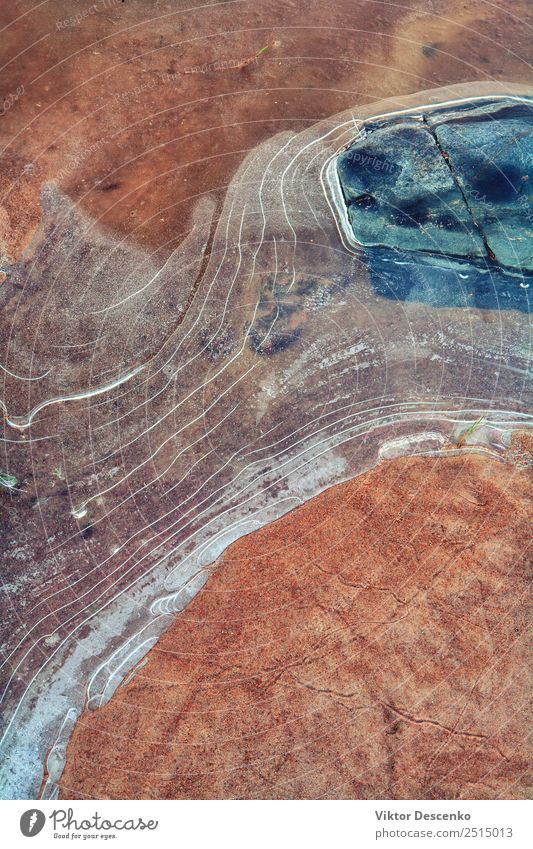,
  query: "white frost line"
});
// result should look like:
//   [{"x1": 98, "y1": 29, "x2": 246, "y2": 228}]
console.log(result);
[
  {"x1": 1, "y1": 407, "x2": 530, "y2": 741},
  {"x1": 0, "y1": 364, "x2": 51, "y2": 382},
  {"x1": 88, "y1": 227, "x2": 195, "y2": 314},
  {"x1": 320, "y1": 93, "x2": 533, "y2": 253},
  {"x1": 4, "y1": 400, "x2": 523, "y2": 692},
  {"x1": 4, "y1": 364, "x2": 145, "y2": 430},
  {"x1": 88, "y1": 631, "x2": 162, "y2": 710}
]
